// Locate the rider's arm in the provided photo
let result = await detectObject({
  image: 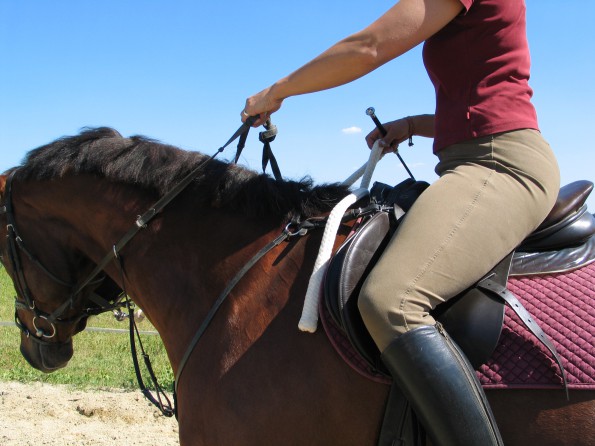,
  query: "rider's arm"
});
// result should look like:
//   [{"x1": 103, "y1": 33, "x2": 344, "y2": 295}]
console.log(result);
[
  {"x1": 242, "y1": 0, "x2": 463, "y2": 124},
  {"x1": 409, "y1": 114, "x2": 435, "y2": 139}
]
